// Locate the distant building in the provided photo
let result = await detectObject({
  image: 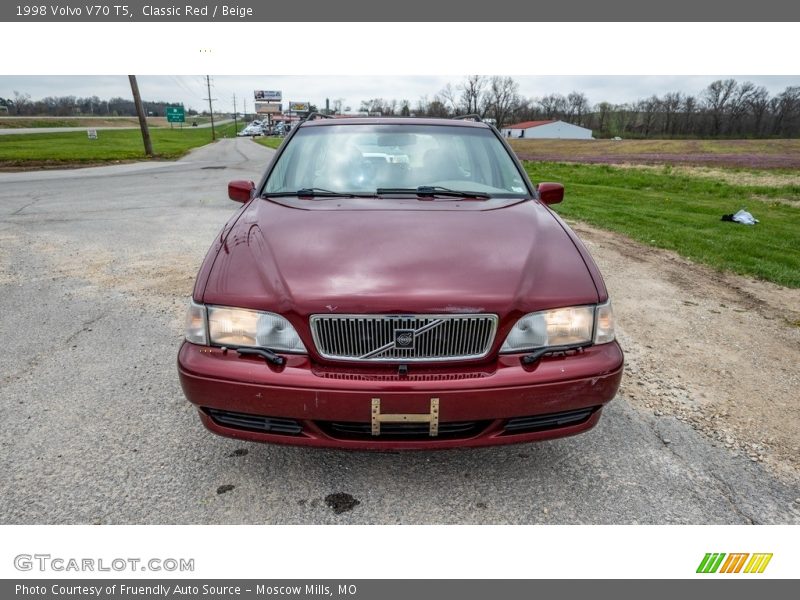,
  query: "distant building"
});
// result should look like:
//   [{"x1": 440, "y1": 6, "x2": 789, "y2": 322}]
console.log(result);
[{"x1": 500, "y1": 119, "x2": 593, "y2": 140}]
